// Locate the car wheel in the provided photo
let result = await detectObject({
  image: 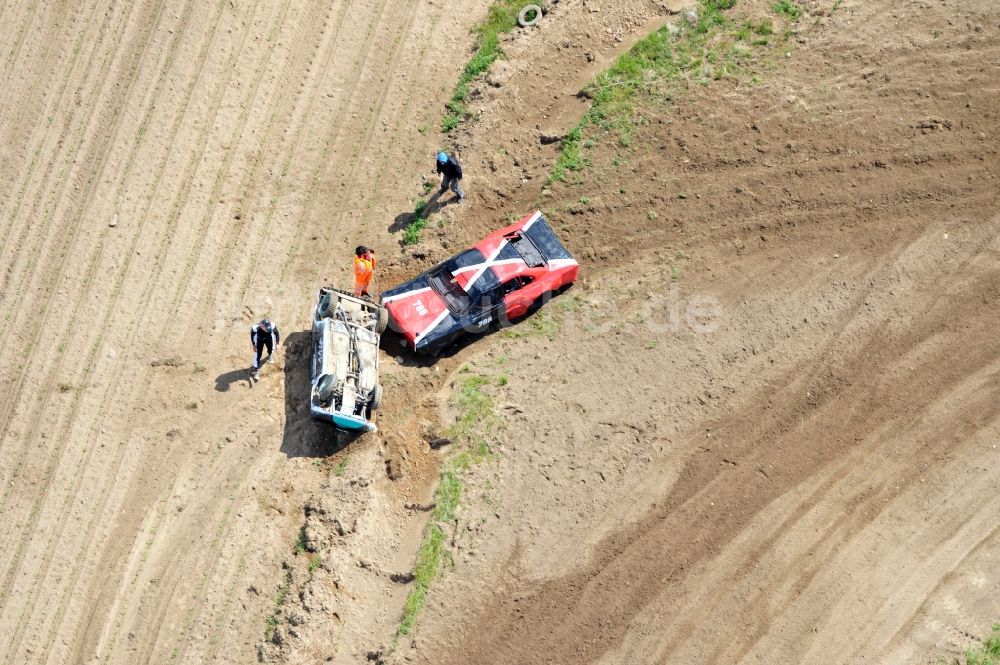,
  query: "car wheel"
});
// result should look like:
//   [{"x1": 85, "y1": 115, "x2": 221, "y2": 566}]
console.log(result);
[
  {"x1": 316, "y1": 374, "x2": 336, "y2": 404},
  {"x1": 317, "y1": 291, "x2": 333, "y2": 318},
  {"x1": 376, "y1": 306, "x2": 389, "y2": 334},
  {"x1": 368, "y1": 383, "x2": 383, "y2": 416}
]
